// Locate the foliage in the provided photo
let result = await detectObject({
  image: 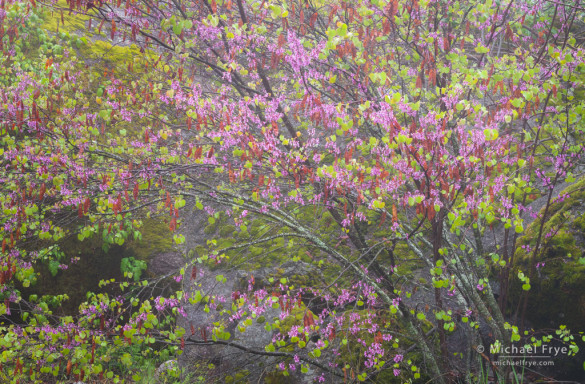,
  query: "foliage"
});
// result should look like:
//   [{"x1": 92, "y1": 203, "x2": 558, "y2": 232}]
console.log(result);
[
  {"x1": 1, "y1": 0, "x2": 585, "y2": 382},
  {"x1": 120, "y1": 257, "x2": 148, "y2": 281}
]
